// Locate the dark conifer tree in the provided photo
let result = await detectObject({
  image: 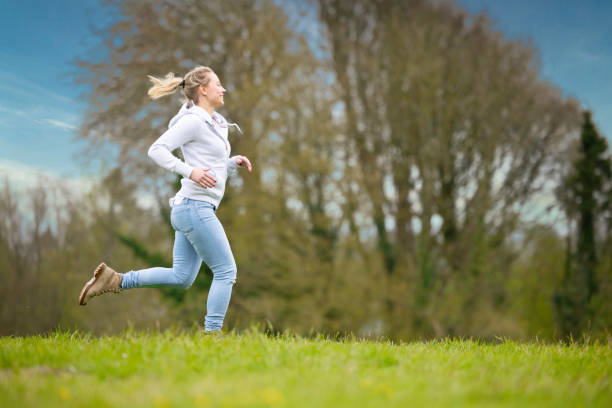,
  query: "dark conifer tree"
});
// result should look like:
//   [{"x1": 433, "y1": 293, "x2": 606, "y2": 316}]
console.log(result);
[{"x1": 555, "y1": 111, "x2": 612, "y2": 337}]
